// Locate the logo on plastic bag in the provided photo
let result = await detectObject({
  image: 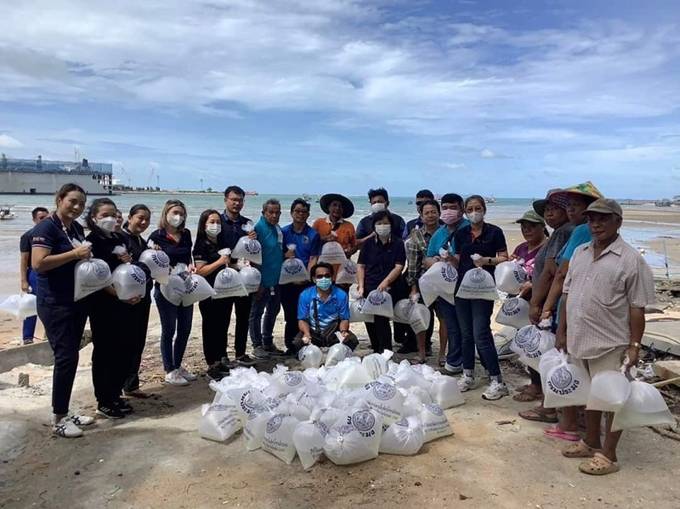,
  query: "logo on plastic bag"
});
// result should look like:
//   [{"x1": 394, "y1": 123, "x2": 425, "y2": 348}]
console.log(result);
[
  {"x1": 183, "y1": 278, "x2": 199, "y2": 293},
  {"x1": 469, "y1": 269, "x2": 487, "y2": 284},
  {"x1": 244, "y1": 240, "x2": 261, "y2": 255},
  {"x1": 367, "y1": 291, "x2": 387, "y2": 306},
  {"x1": 284, "y1": 260, "x2": 303, "y2": 275},
  {"x1": 129, "y1": 265, "x2": 146, "y2": 284},
  {"x1": 343, "y1": 262, "x2": 357, "y2": 275},
  {"x1": 425, "y1": 403, "x2": 444, "y2": 416},
  {"x1": 283, "y1": 372, "x2": 303, "y2": 386},
  {"x1": 515, "y1": 326, "x2": 539, "y2": 347},
  {"x1": 93, "y1": 261, "x2": 110, "y2": 280},
  {"x1": 266, "y1": 414, "x2": 283, "y2": 434},
  {"x1": 351, "y1": 410, "x2": 376, "y2": 434},
  {"x1": 547, "y1": 367, "x2": 580, "y2": 395},
  {"x1": 372, "y1": 382, "x2": 397, "y2": 401},
  {"x1": 502, "y1": 299, "x2": 521, "y2": 316},
  {"x1": 151, "y1": 251, "x2": 170, "y2": 268},
  {"x1": 440, "y1": 264, "x2": 457, "y2": 283}
]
